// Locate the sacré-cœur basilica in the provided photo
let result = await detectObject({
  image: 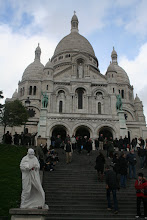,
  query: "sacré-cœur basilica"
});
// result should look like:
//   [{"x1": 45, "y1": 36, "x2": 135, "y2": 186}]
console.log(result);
[{"x1": 6, "y1": 13, "x2": 147, "y2": 147}]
